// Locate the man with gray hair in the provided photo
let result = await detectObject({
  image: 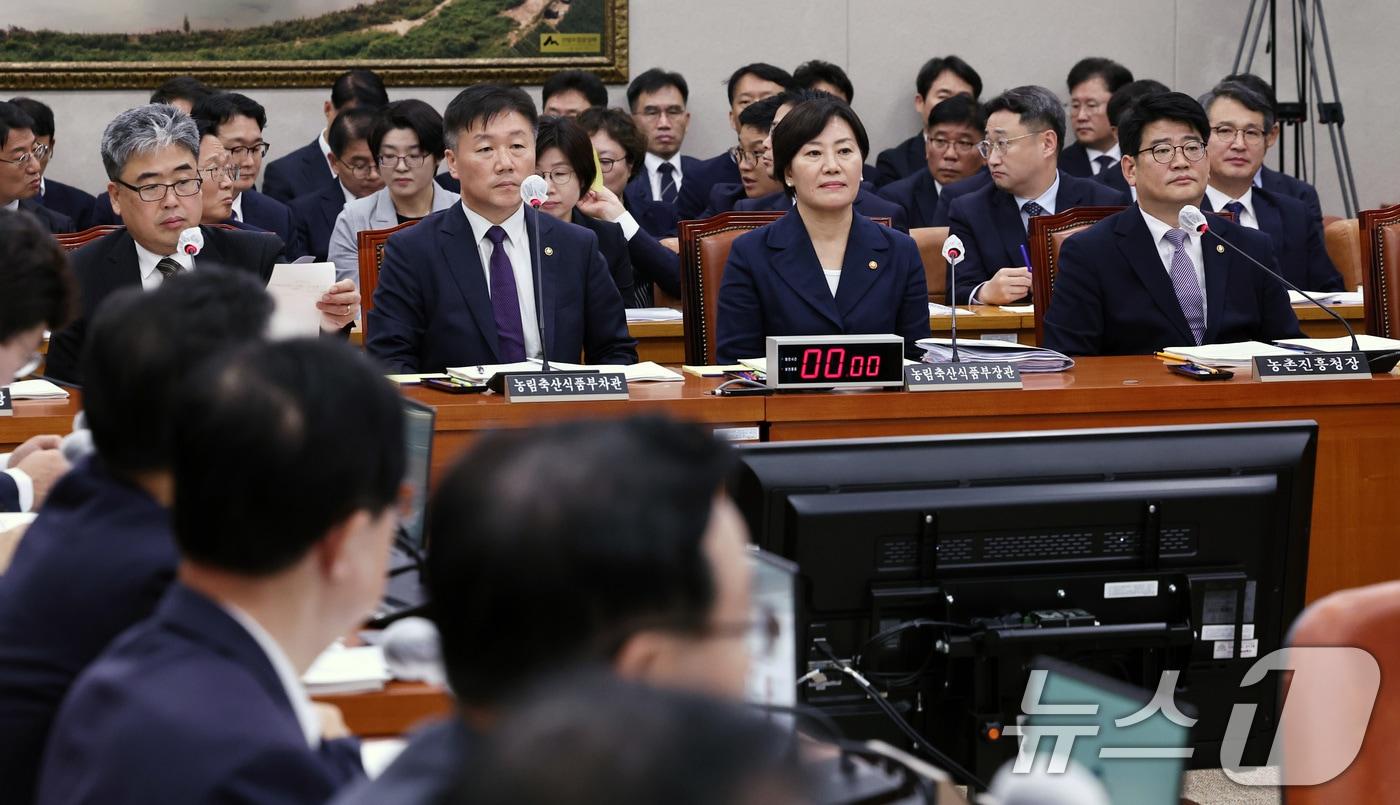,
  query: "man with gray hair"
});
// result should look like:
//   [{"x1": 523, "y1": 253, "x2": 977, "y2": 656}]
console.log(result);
[
  {"x1": 44, "y1": 103, "x2": 361, "y2": 384},
  {"x1": 946, "y1": 85, "x2": 1127, "y2": 304}
]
